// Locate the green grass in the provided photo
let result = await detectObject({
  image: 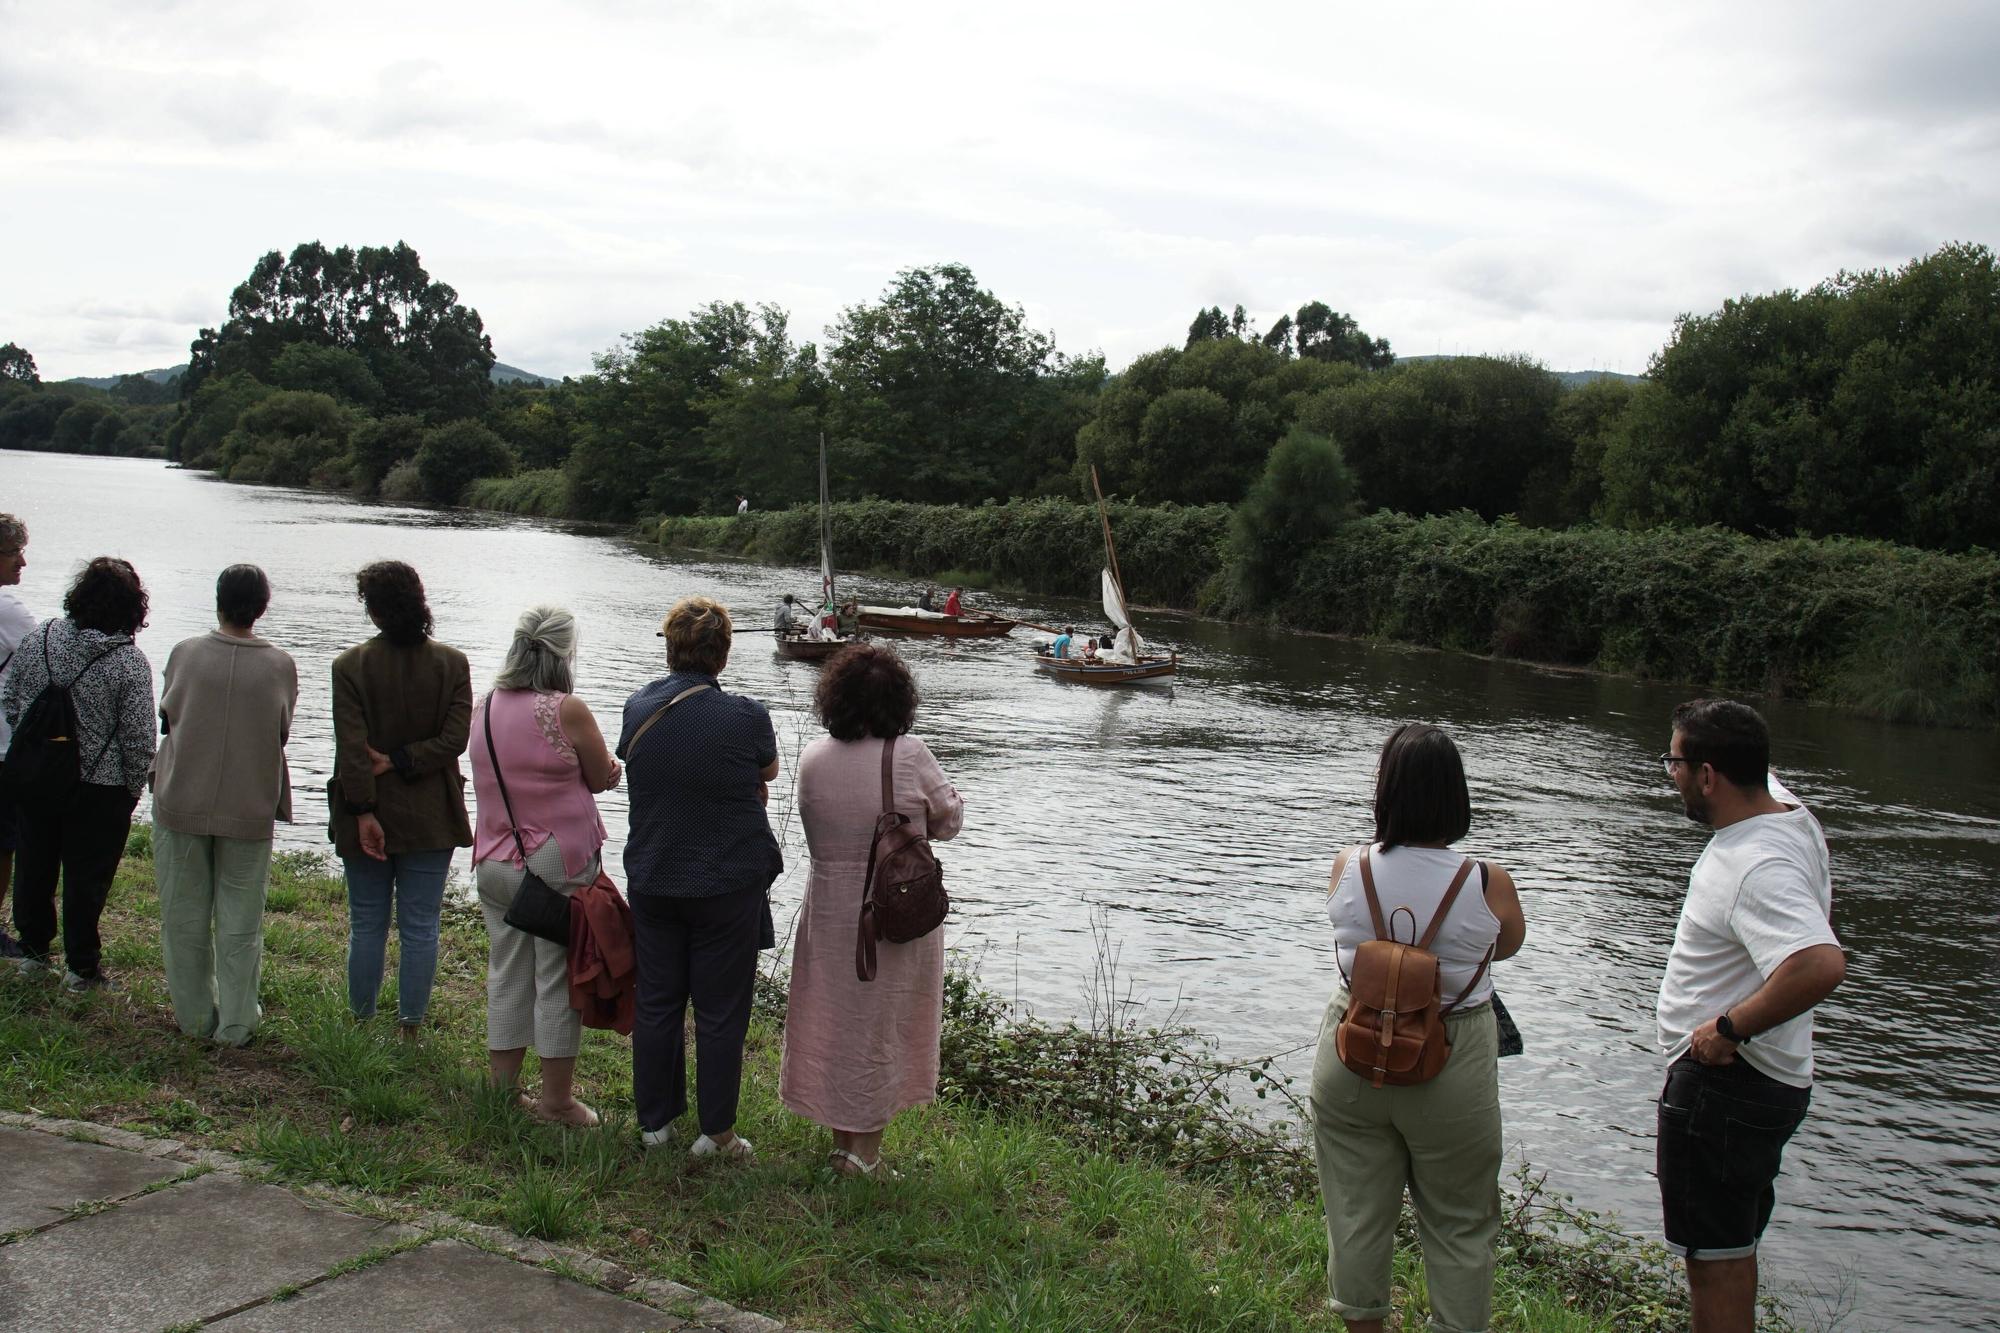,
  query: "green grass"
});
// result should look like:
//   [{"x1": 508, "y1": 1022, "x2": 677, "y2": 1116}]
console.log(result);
[{"x1": 0, "y1": 840, "x2": 1751, "y2": 1331}]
